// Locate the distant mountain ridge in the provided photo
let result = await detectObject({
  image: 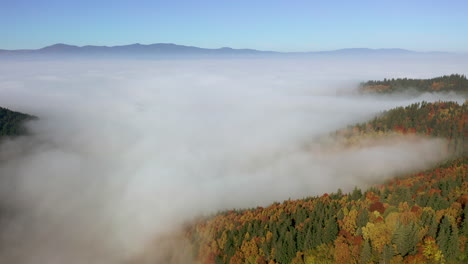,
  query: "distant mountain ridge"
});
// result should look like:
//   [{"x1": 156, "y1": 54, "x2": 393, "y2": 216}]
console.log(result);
[
  {"x1": 0, "y1": 43, "x2": 451, "y2": 58},
  {"x1": 0, "y1": 43, "x2": 274, "y2": 57}
]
